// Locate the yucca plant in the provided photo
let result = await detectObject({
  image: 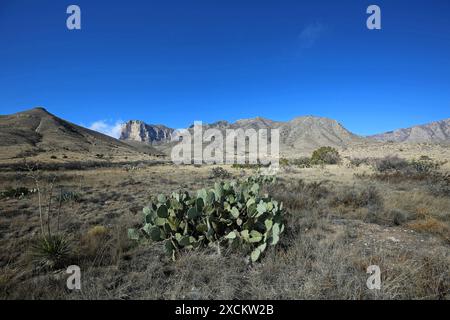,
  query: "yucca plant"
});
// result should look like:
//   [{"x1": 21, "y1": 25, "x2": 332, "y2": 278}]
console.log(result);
[
  {"x1": 25, "y1": 162, "x2": 73, "y2": 270},
  {"x1": 31, "y1": 235, "x2": 71, "y2": 270}
]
